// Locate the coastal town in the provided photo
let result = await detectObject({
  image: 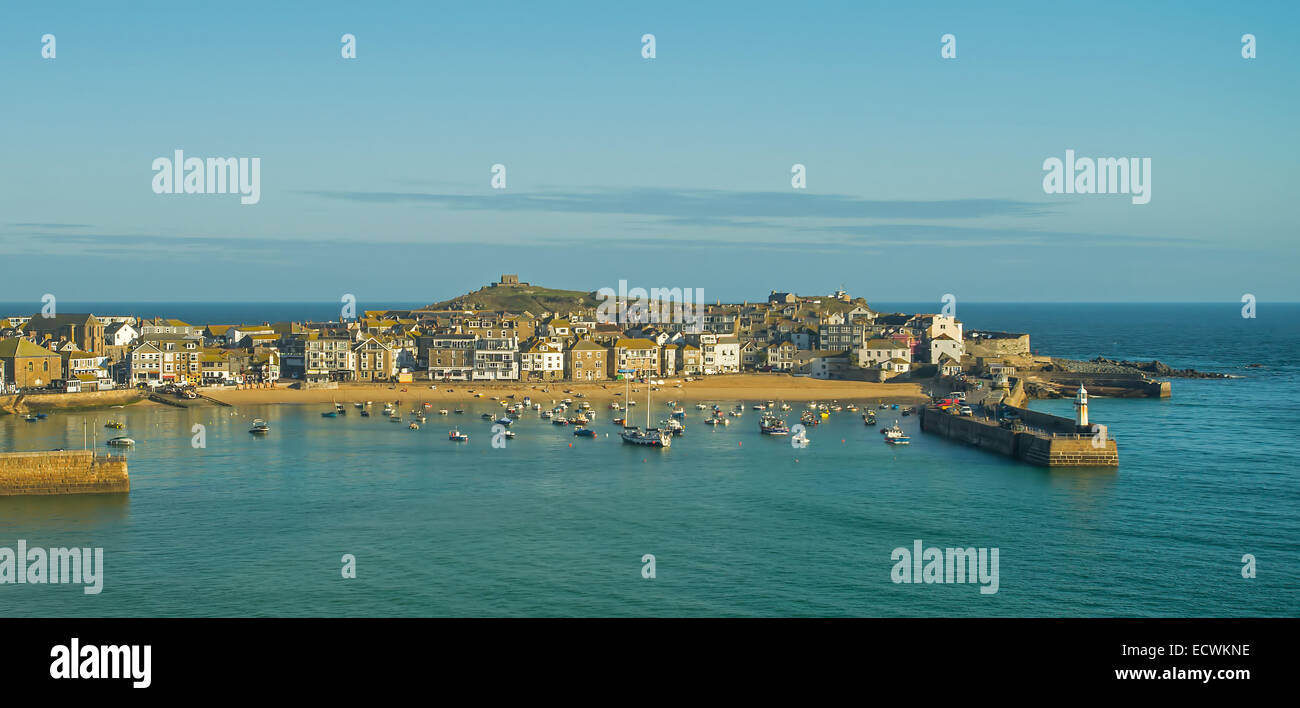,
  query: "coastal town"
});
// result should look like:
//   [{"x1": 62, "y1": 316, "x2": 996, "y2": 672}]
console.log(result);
[{"x1": 0, "y1": 275, "x2": 1170, "y2": 406}]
